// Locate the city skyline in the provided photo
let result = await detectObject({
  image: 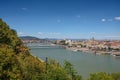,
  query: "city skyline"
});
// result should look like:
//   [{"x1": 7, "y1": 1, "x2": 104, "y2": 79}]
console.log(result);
[{"x1": 0, "y1": 0, "x2": 120, "y2": 39}]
